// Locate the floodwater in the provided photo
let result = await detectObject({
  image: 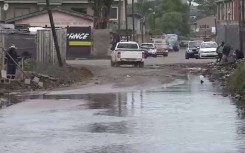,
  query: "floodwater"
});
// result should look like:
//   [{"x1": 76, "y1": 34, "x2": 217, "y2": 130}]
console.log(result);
[{"x1": 1, "y1": 76, "x2": 245, "y2": 153}]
